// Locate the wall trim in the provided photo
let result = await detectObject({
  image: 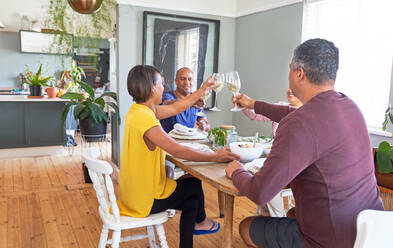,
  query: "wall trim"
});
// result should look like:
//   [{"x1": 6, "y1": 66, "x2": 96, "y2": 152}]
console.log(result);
[
  {"x1": 117, "y1": 0, "x2": 237, "y2": 17},
  {"x1": 236, "y1": 0, "x2": 303, "y2": 17},
  {"x1": 117, "y1": 0, "x2": 303, "y2": 18}
]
